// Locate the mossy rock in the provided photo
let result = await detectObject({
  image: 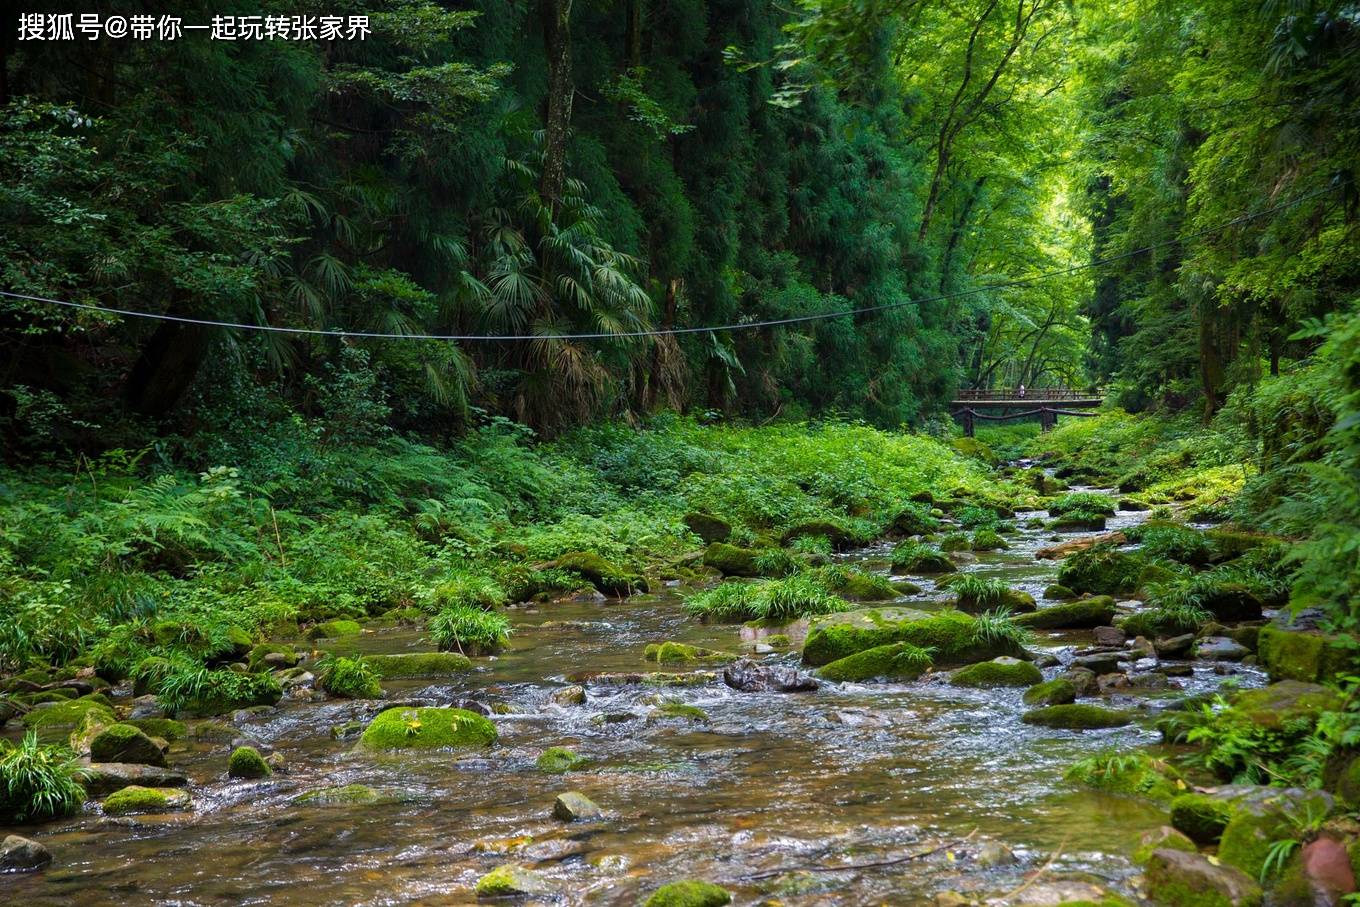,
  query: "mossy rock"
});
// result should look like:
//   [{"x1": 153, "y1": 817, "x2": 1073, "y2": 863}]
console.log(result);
[
  {"x1": 475, "y1": 863, "x2": 553, "y2": 898},
  {"x1": 1258, "y1": 626, "x2": 1356, "y2": 683},
  {"x1": 22, "y1": 696, "x2": 116, "y2": 742},
  {"x1": 307, "y1": 619, "x2": 363, "y2": 640},
  {"x1": 228, "y1": 745, "x2": 272, "y2": 779},
  {"x1": 949, "y1": 657, "x2": 1042, "y2": 688},
  {"x1": 1012, "y1": 596, "x2": 1116, "y2": 630},
  {"x1": 643, "y1": 642, "x2": 735, "y2": 664},
  {"x1": 949, "y1": 436, "x2": 999, "y2": 466},
  {"x1": 1057, "y1": 547, "x2": 1146, "y2": 596},
  {"x1": 1197, "y1": 583, "x2": 1264, "y2": 622},
  {"x1": 781, "y1": 520, "x2": 860, "y2": 550},
  {"x1": 683, "y1": 512, "x2": 731, "y2": 544},
  {"x1": 1230, "y1": 680, "x2": 1343, "y2": 731},
  {"x1": 835, "y1": 570, "x2": 904, "y2": 601},
  {"x1": 102, "y1": 785, "x2": 191, "y2": 815},
  {"x1": 1132, "y1": 826, "x2": 1198, "y2": 864},
  {"x1": 654, "y1": 701, "x2": 708, "y2": 722},
  {"x1": 955, "y1": 587, "x2": 1036, "y2": 614},
  {"x1": 643, "y1": 880, "x2": 733, "y2": 907},
  {"x1": 1051, "y1": 514, "x2": 1108, "y2": 532},
  {"x1": 1044, "y1": 584, "x2": 1076, "y2": 600},
  {"x1": 888, "y1": 505, "x2": 939, "y2": 536},
  {"x1": 1218, "y1": 789, "x2": 1335, "y2": 880},
  {"x1": 1022, "y1": 678, "x2": 1077, "y2": 706},
  {"x1": 361, "y1": 652, "x2": 473, "y2": 678},
  {"x1": 1143, "y1": 848, "x2": 1263, "y2": 907},
  {"x1": 246, "y1": 644, "x2": 300, "y2": 672},
  {"x1": 359, "y1": 706, "x2": 497, "y2": 750},
  {"x1": 294, "y1": 784, "x2": 384, "y2": 805},
  {"x1": 970, "y1": 529, "x2": 1009, "y2": 551},
  {"x1": 889, "y1": 545, "x2": 957, "y2": 575},
  {"x1": 90, "y1": 723, "x2": 167, "y2": 767},
  {"x1": 702, "y1": 542, "x2": 763, "y2": 577},
  {"x1": 125, "y1": 718, "x2": 187, "y2": 741},
  {"x1": 182, "y1": 675, "x2": 283, "y2": 717},
  {"x1": 1020, "y1": 704, "x2": 1133, "y2": 730},
  {"x1": 1067, "y1": 752, "x2": 1184, "y2": 802},
  {"x1": 802, "y1": 607, "x2": 1023, "y2": 667},
  {"x1": 553, "y1": 551, "x2": 649, "y2": 596},
  {"x1": 816, "y1": 642, "x2": 933, "y2": 682},
  {"x1": 1169, "y1": 792, "x2": 1237, "y2": 844},
  {"x1": 536, "y1": 746, "x2": 592, "y2": 773}
]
